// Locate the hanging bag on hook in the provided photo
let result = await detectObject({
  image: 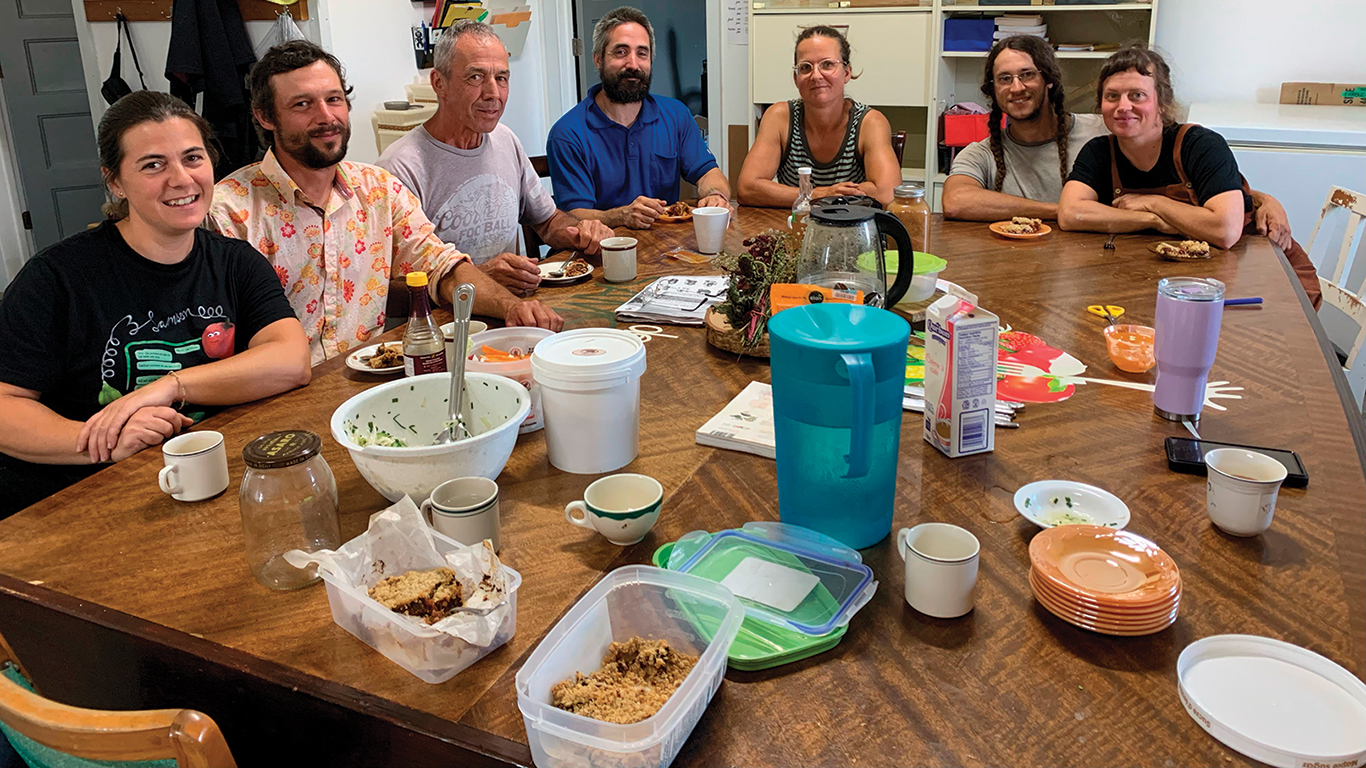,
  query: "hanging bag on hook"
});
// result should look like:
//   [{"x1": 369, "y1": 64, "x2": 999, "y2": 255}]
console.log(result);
[{"x1": 101, "y1": 12, "x2": 149, "y2": 105}]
